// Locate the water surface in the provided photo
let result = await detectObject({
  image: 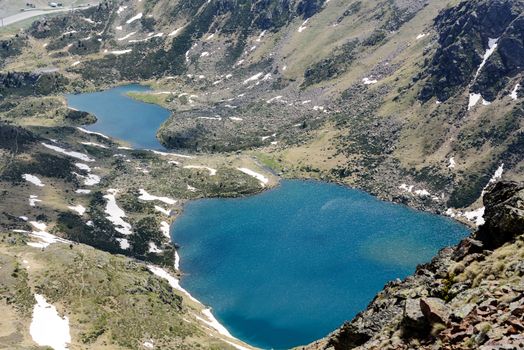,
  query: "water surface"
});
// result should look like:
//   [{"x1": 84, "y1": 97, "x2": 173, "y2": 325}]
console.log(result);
[
  {"x1": 172, "y1": 180, "x2": 469, "y2": 349},
  {"x1": 66, "y1": 84, "x2": 171, "y2": 149}
]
